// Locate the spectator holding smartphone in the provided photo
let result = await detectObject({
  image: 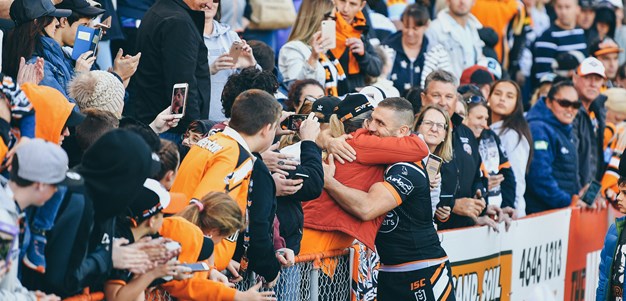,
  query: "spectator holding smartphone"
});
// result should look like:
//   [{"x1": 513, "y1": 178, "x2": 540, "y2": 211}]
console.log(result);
[
  {"x1": 129, "y1": 0, "x2": 212, "y2": 142},
  {"x1": 204, "y1": 0, "x2": 257, "y2": 122},
  {"x1": 278, "y1": 0, "x2": 340, "y2": 95}
]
